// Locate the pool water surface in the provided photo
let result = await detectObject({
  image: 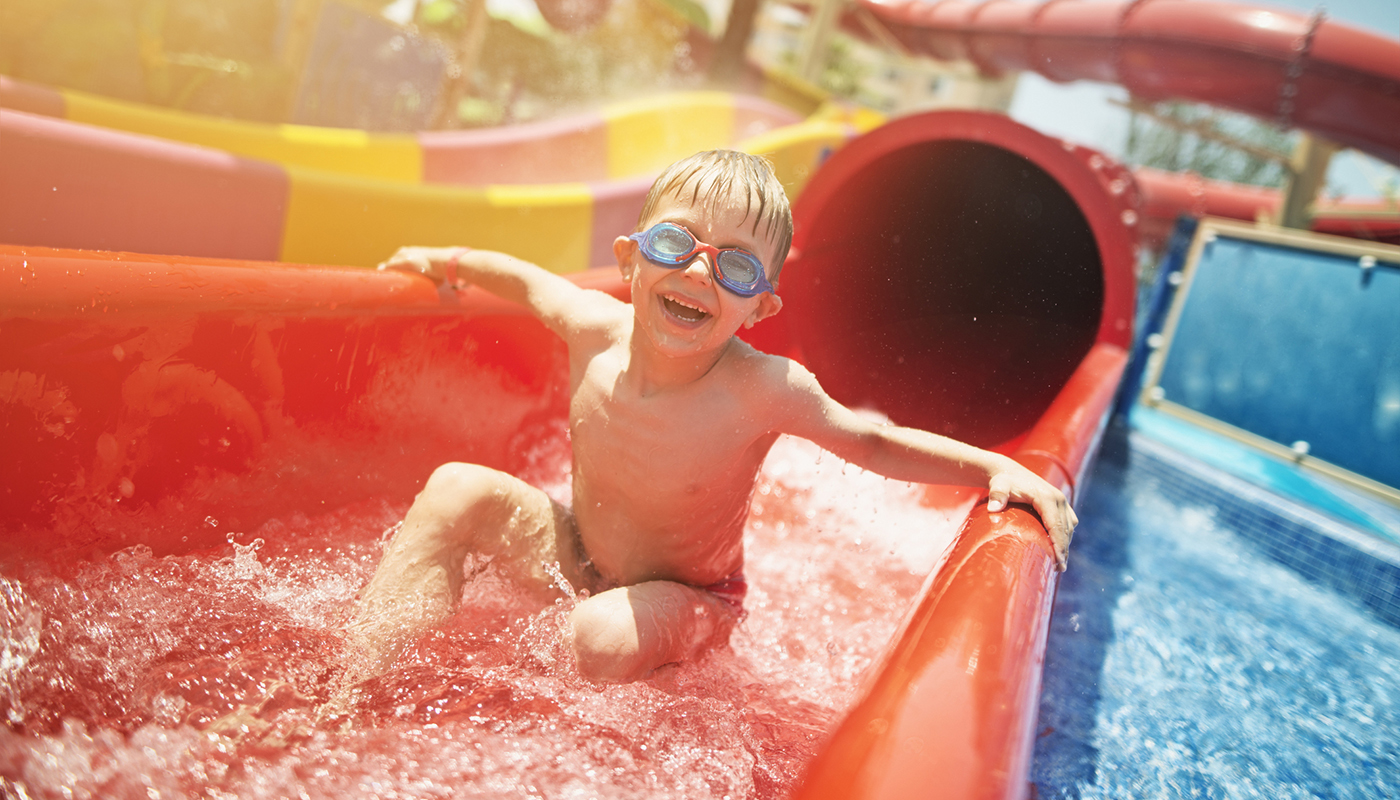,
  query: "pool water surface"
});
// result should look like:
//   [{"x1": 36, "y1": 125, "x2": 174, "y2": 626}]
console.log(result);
[{"x1": 1032, "y1": 427, "x2": 1400, "y2": 799}]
